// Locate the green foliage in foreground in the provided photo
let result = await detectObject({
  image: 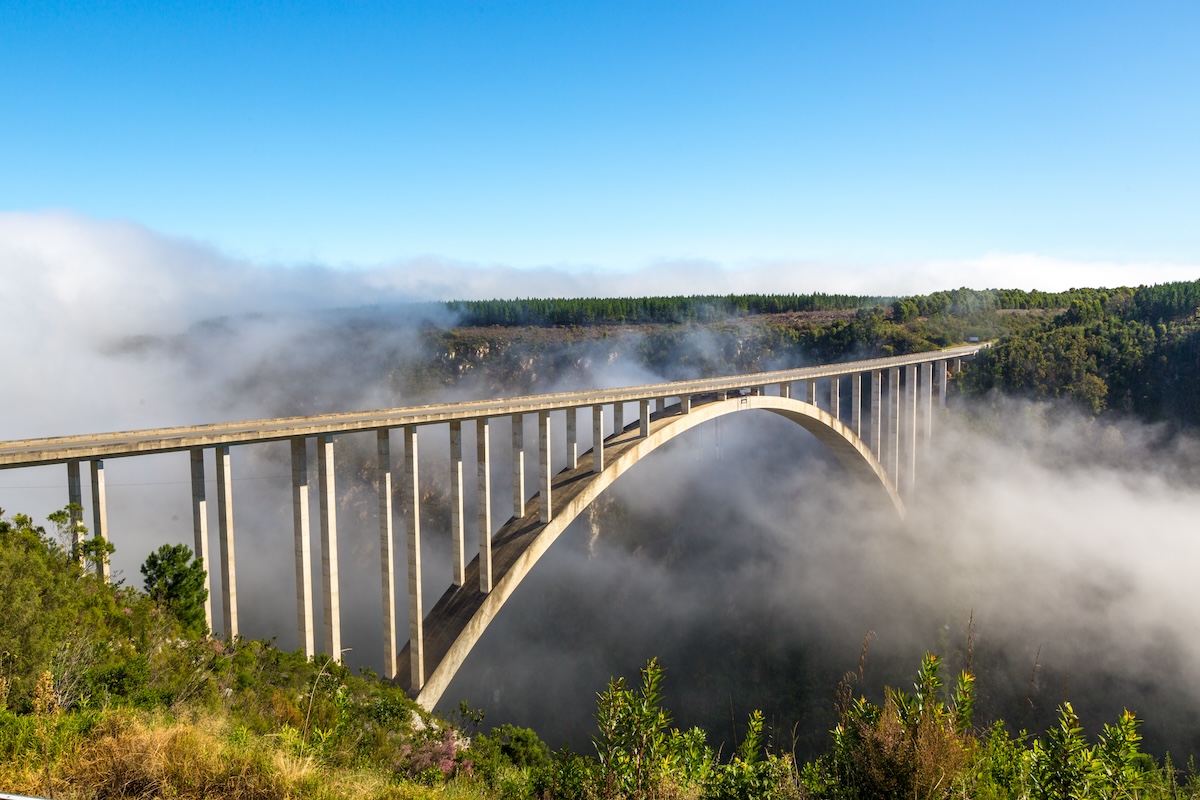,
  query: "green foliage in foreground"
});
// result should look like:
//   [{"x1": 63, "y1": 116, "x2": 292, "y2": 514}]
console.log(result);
[{"x1": 5, "y1": 503, "x2": 1200, "y2": 799}]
